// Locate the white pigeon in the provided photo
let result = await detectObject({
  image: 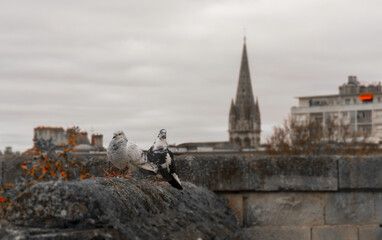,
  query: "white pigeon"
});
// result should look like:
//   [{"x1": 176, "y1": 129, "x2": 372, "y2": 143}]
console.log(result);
[
  {"x1": 107, "y1": 130, "x2": 157, "y2": 174},
  {"x1": 147, "y1": 129, "x2": 183, "y2": 190}
]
